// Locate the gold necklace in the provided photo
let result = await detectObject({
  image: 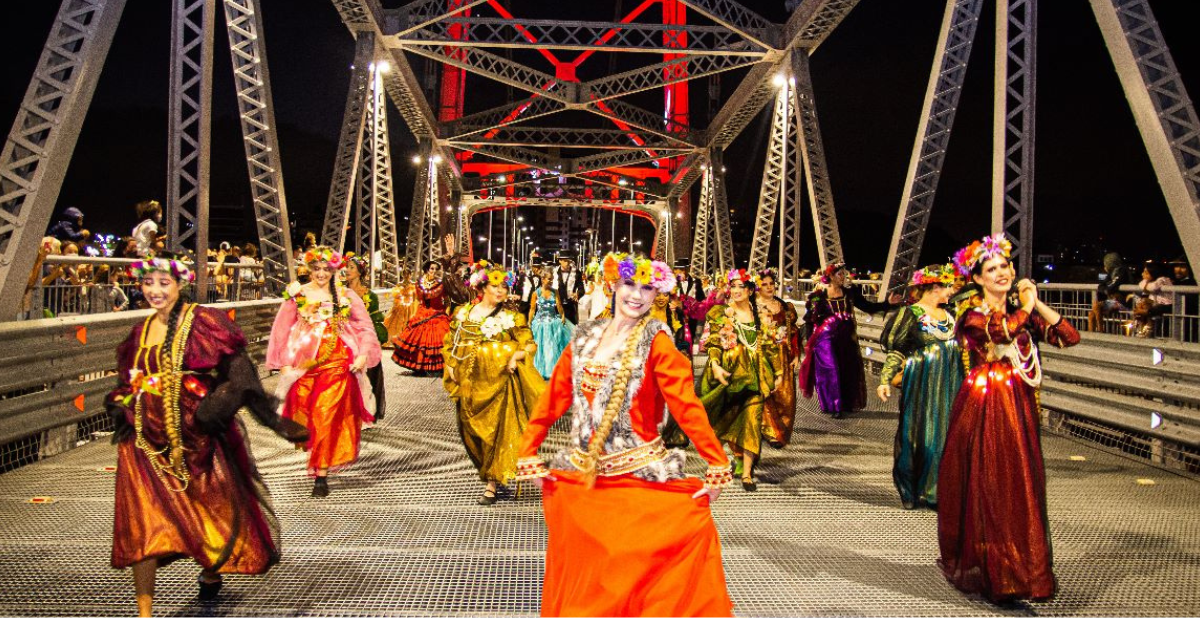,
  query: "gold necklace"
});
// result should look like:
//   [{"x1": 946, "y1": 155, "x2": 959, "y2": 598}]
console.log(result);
[{"x1": 134, "y1": 304, "x2": 196, "y2": 492}]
